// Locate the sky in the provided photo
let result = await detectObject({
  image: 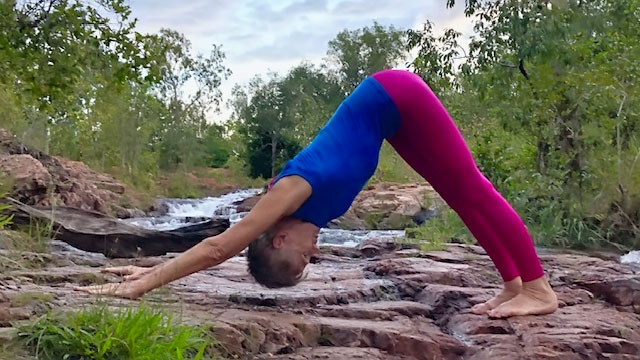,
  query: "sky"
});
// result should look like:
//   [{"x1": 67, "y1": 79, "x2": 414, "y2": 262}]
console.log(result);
[{"x1": 127, "y1": 0, "x2": 475, "y2": 122}]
